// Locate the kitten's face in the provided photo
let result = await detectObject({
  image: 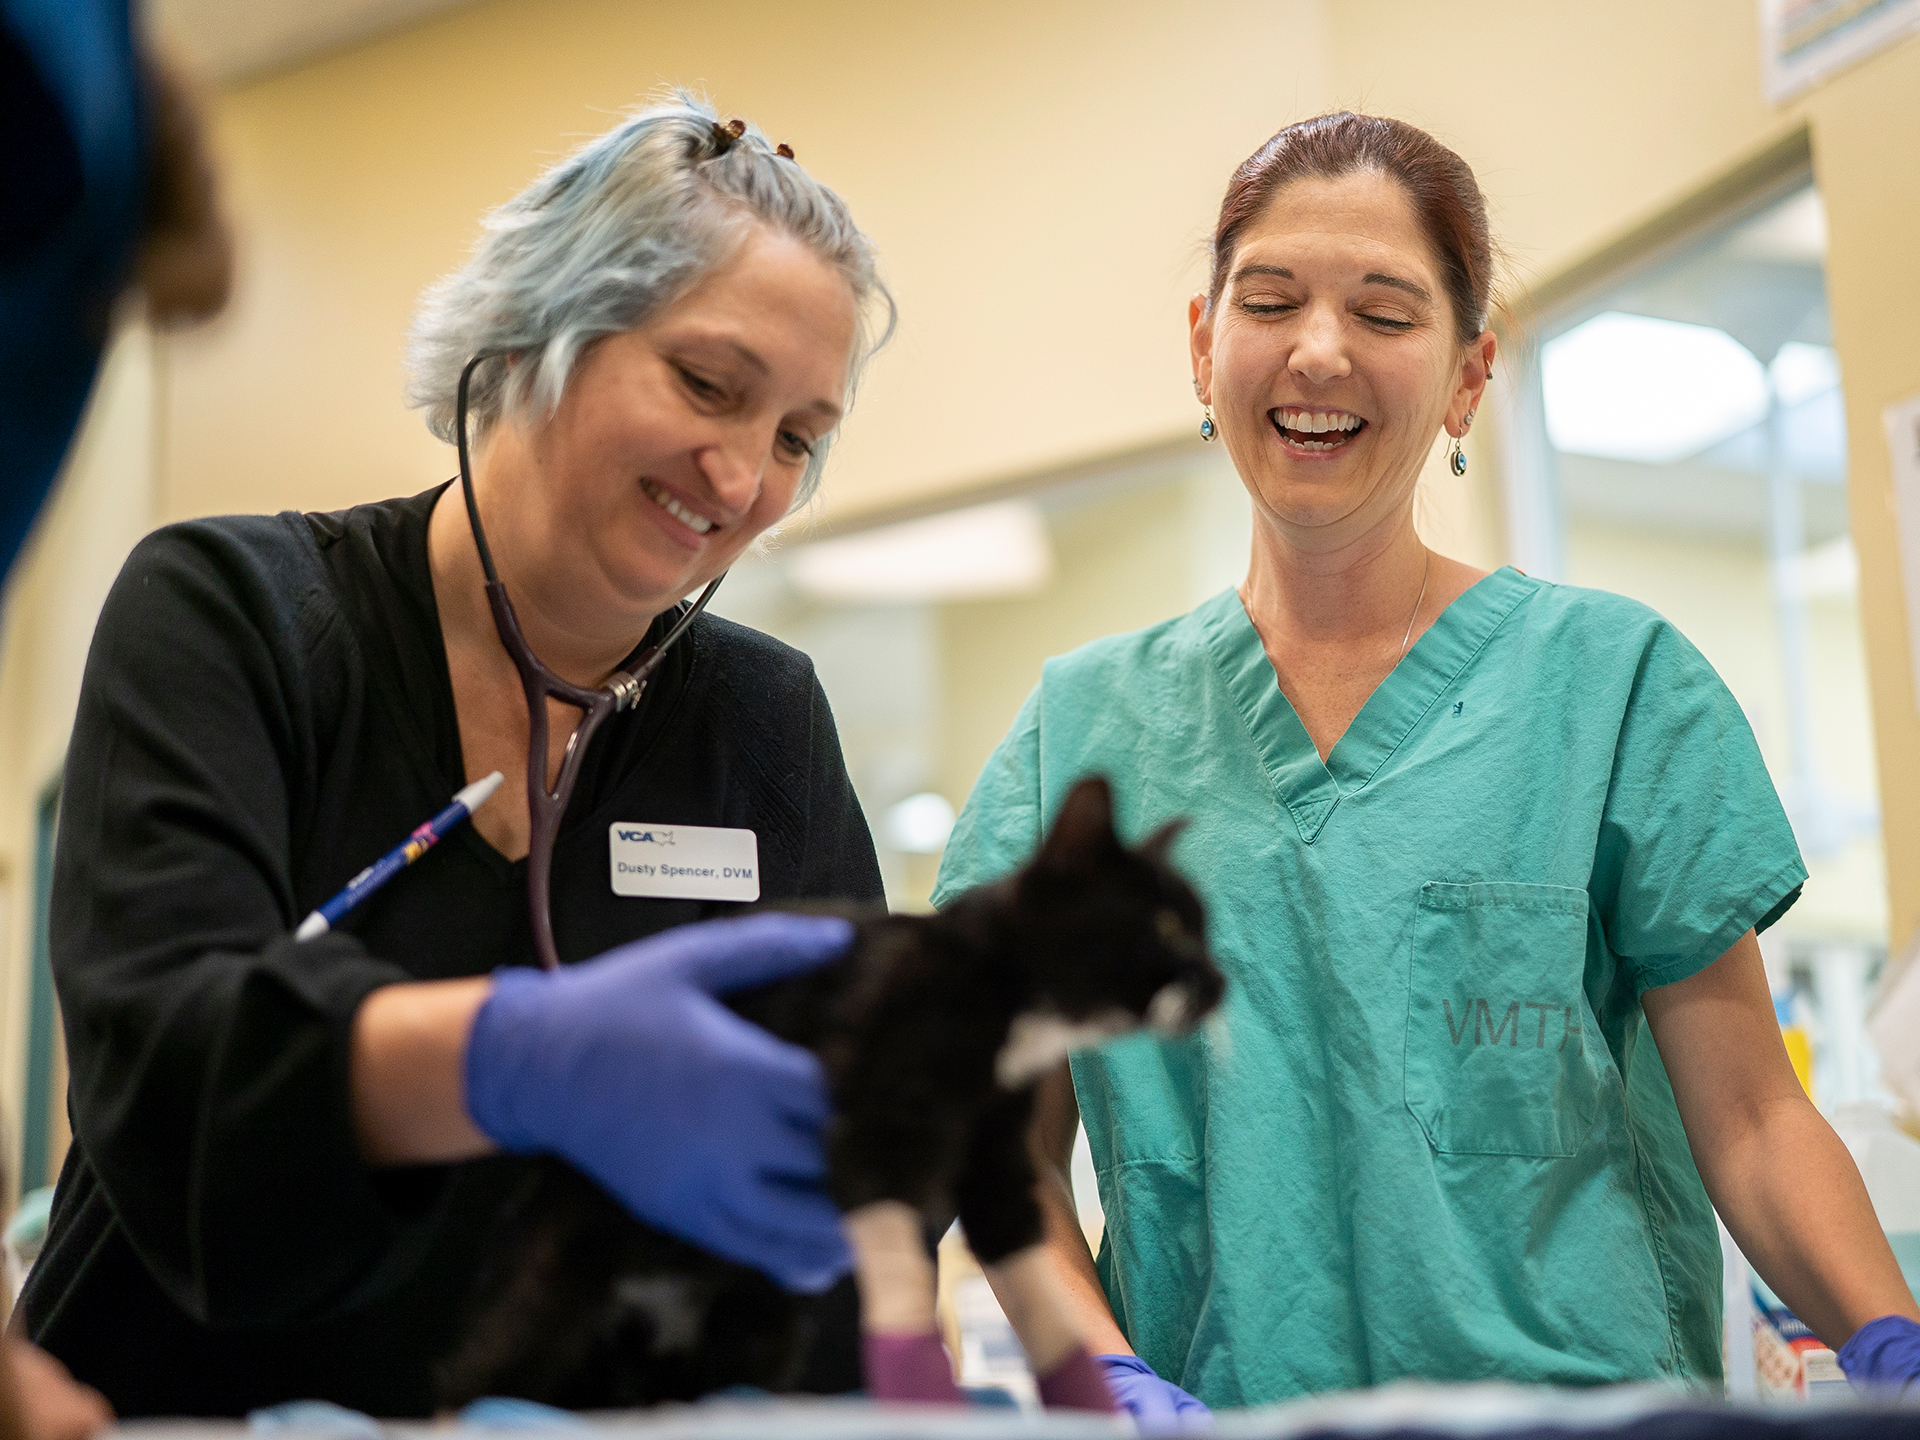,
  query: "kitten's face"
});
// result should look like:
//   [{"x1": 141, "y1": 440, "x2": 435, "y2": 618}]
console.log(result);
[{"x1": 995, "y1": 777, "x2": 1225, "y2": 1087}]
